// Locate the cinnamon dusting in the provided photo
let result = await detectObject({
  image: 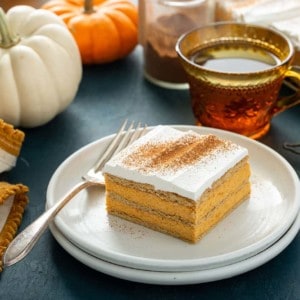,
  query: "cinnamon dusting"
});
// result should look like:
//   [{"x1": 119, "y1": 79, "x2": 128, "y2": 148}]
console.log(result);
[{"x1": 122, "y1": 134, "x2": 232, "y2": 174}]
